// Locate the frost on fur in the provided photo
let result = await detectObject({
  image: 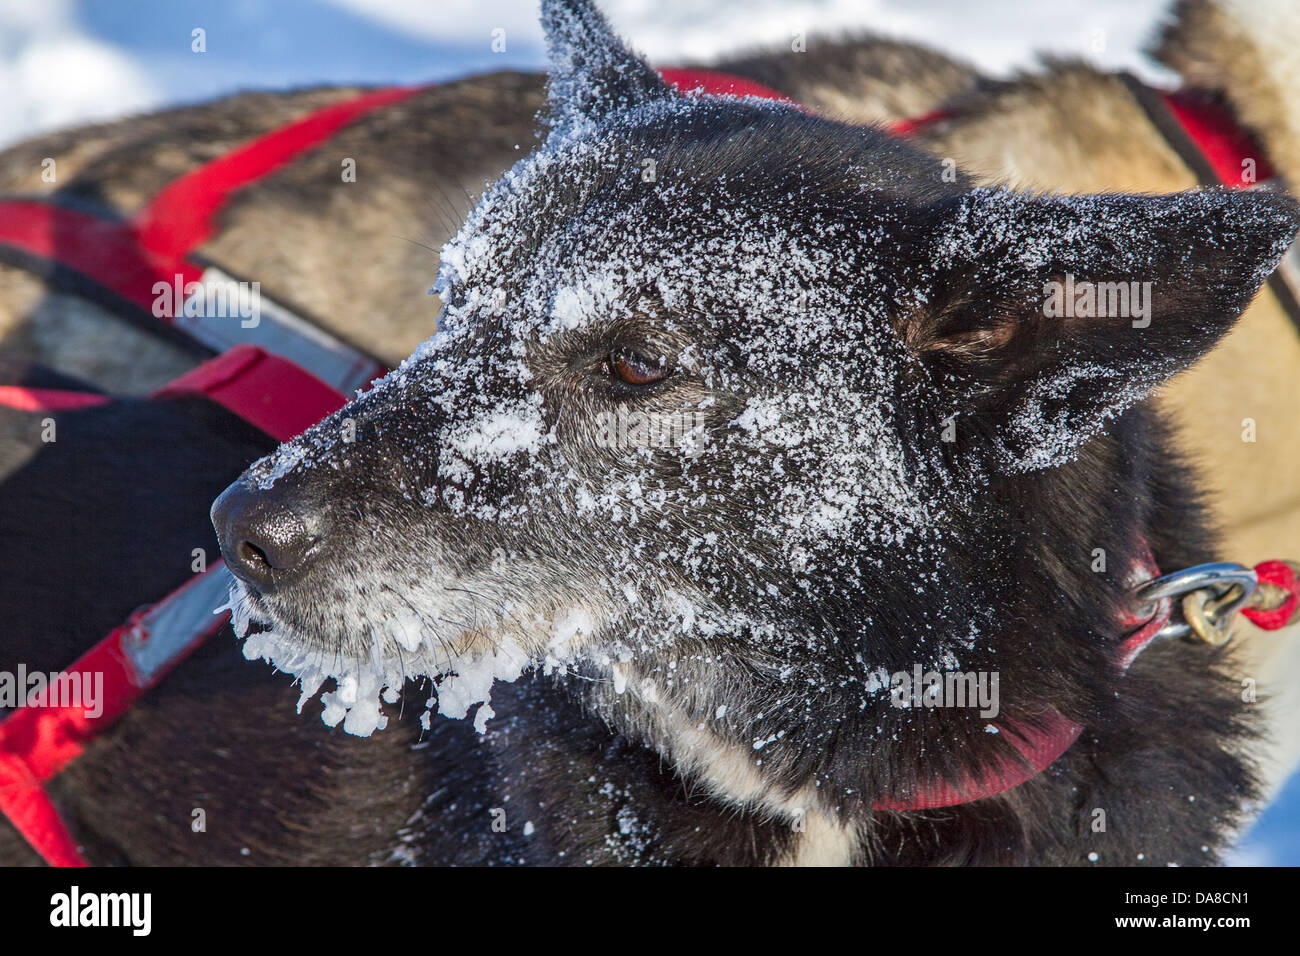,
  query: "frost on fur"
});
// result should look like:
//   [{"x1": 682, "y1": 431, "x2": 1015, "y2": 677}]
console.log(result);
[
  {"x1": 539, "y1": 0, "x2": 673, "y2": 135},
  {"x1": 217, "y1": 576, "x2": 533, "y2": 737}
]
